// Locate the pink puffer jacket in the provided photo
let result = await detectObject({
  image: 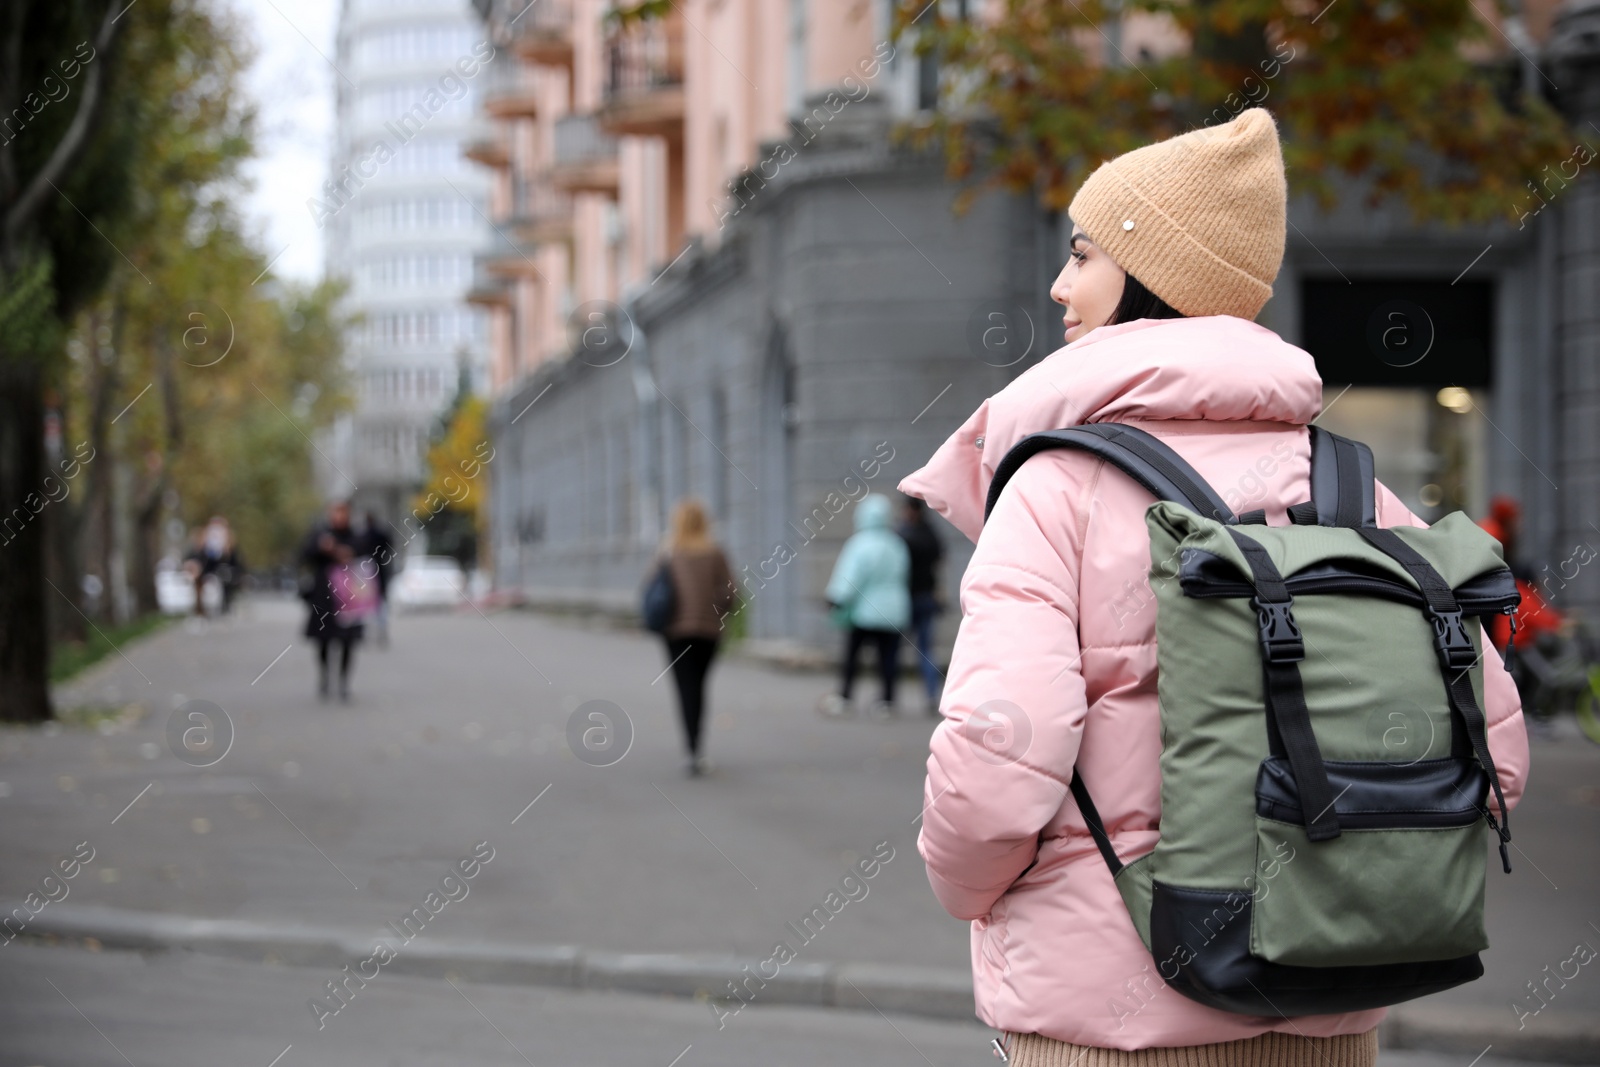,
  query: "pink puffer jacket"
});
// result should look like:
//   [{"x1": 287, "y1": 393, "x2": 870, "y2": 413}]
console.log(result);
[{"x1": 899, "y1": 315, "x2": 1529, "y2": 1050}]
